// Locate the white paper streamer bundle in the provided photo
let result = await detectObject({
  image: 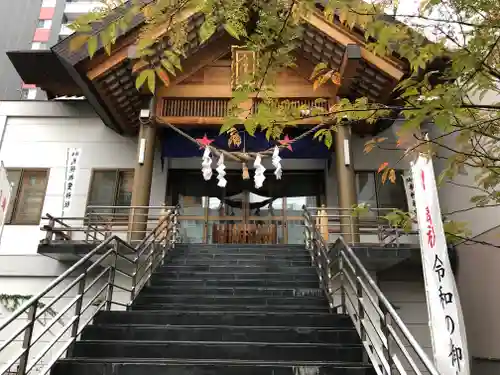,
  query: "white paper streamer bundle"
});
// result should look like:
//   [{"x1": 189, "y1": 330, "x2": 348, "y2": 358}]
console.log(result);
[
  {"x1": 201, "y1": 147, "x2": 212, "y2": 180},
  {"x1": 254, "y1": 154, "x2": 266, "y2": 189},
  {"x1": 272, "y1": 146, "x2": 282, "y2": 179},
  {"x1": 216, "y1": 154, "x2": 227, "y2": 187}
]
